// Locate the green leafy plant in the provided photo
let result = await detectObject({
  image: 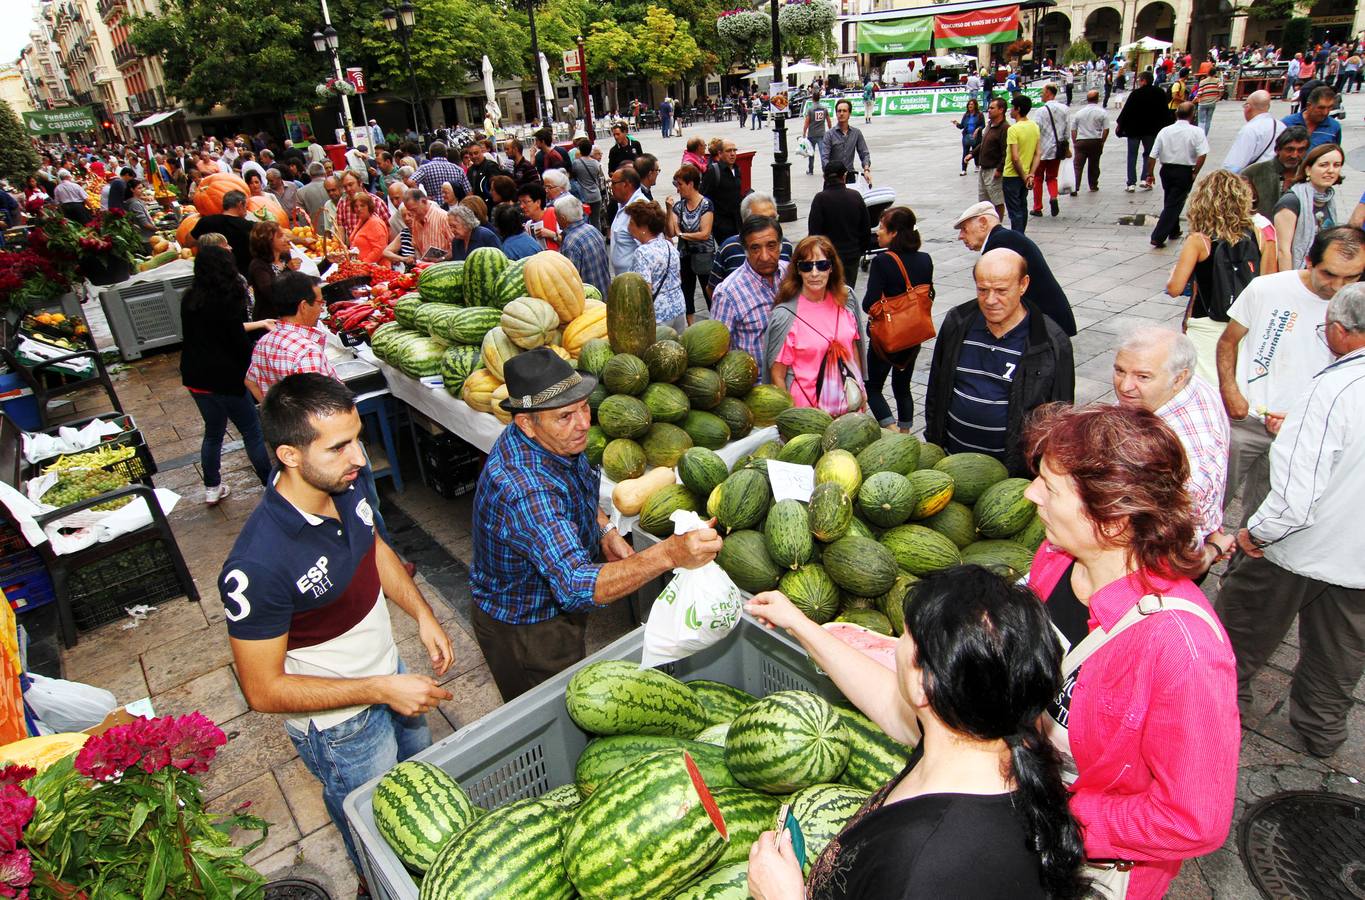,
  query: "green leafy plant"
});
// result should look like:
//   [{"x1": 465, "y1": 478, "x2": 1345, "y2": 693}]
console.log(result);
[
  {"x1": 776, "y1": 0, "x2": 835, "y2": 38},
  {"x1": 1063, "y1": 42, "x2": 1097, "y2": 64},
  {"x1": 0, "y1": 101, "x2": 40, "y2": 189}
]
